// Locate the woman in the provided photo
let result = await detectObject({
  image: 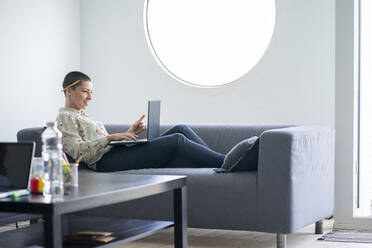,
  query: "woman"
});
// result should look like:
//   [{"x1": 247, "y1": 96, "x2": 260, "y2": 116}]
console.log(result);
[{"x1": 57, "y1": 71, "x2": 252, "y2": 172}]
